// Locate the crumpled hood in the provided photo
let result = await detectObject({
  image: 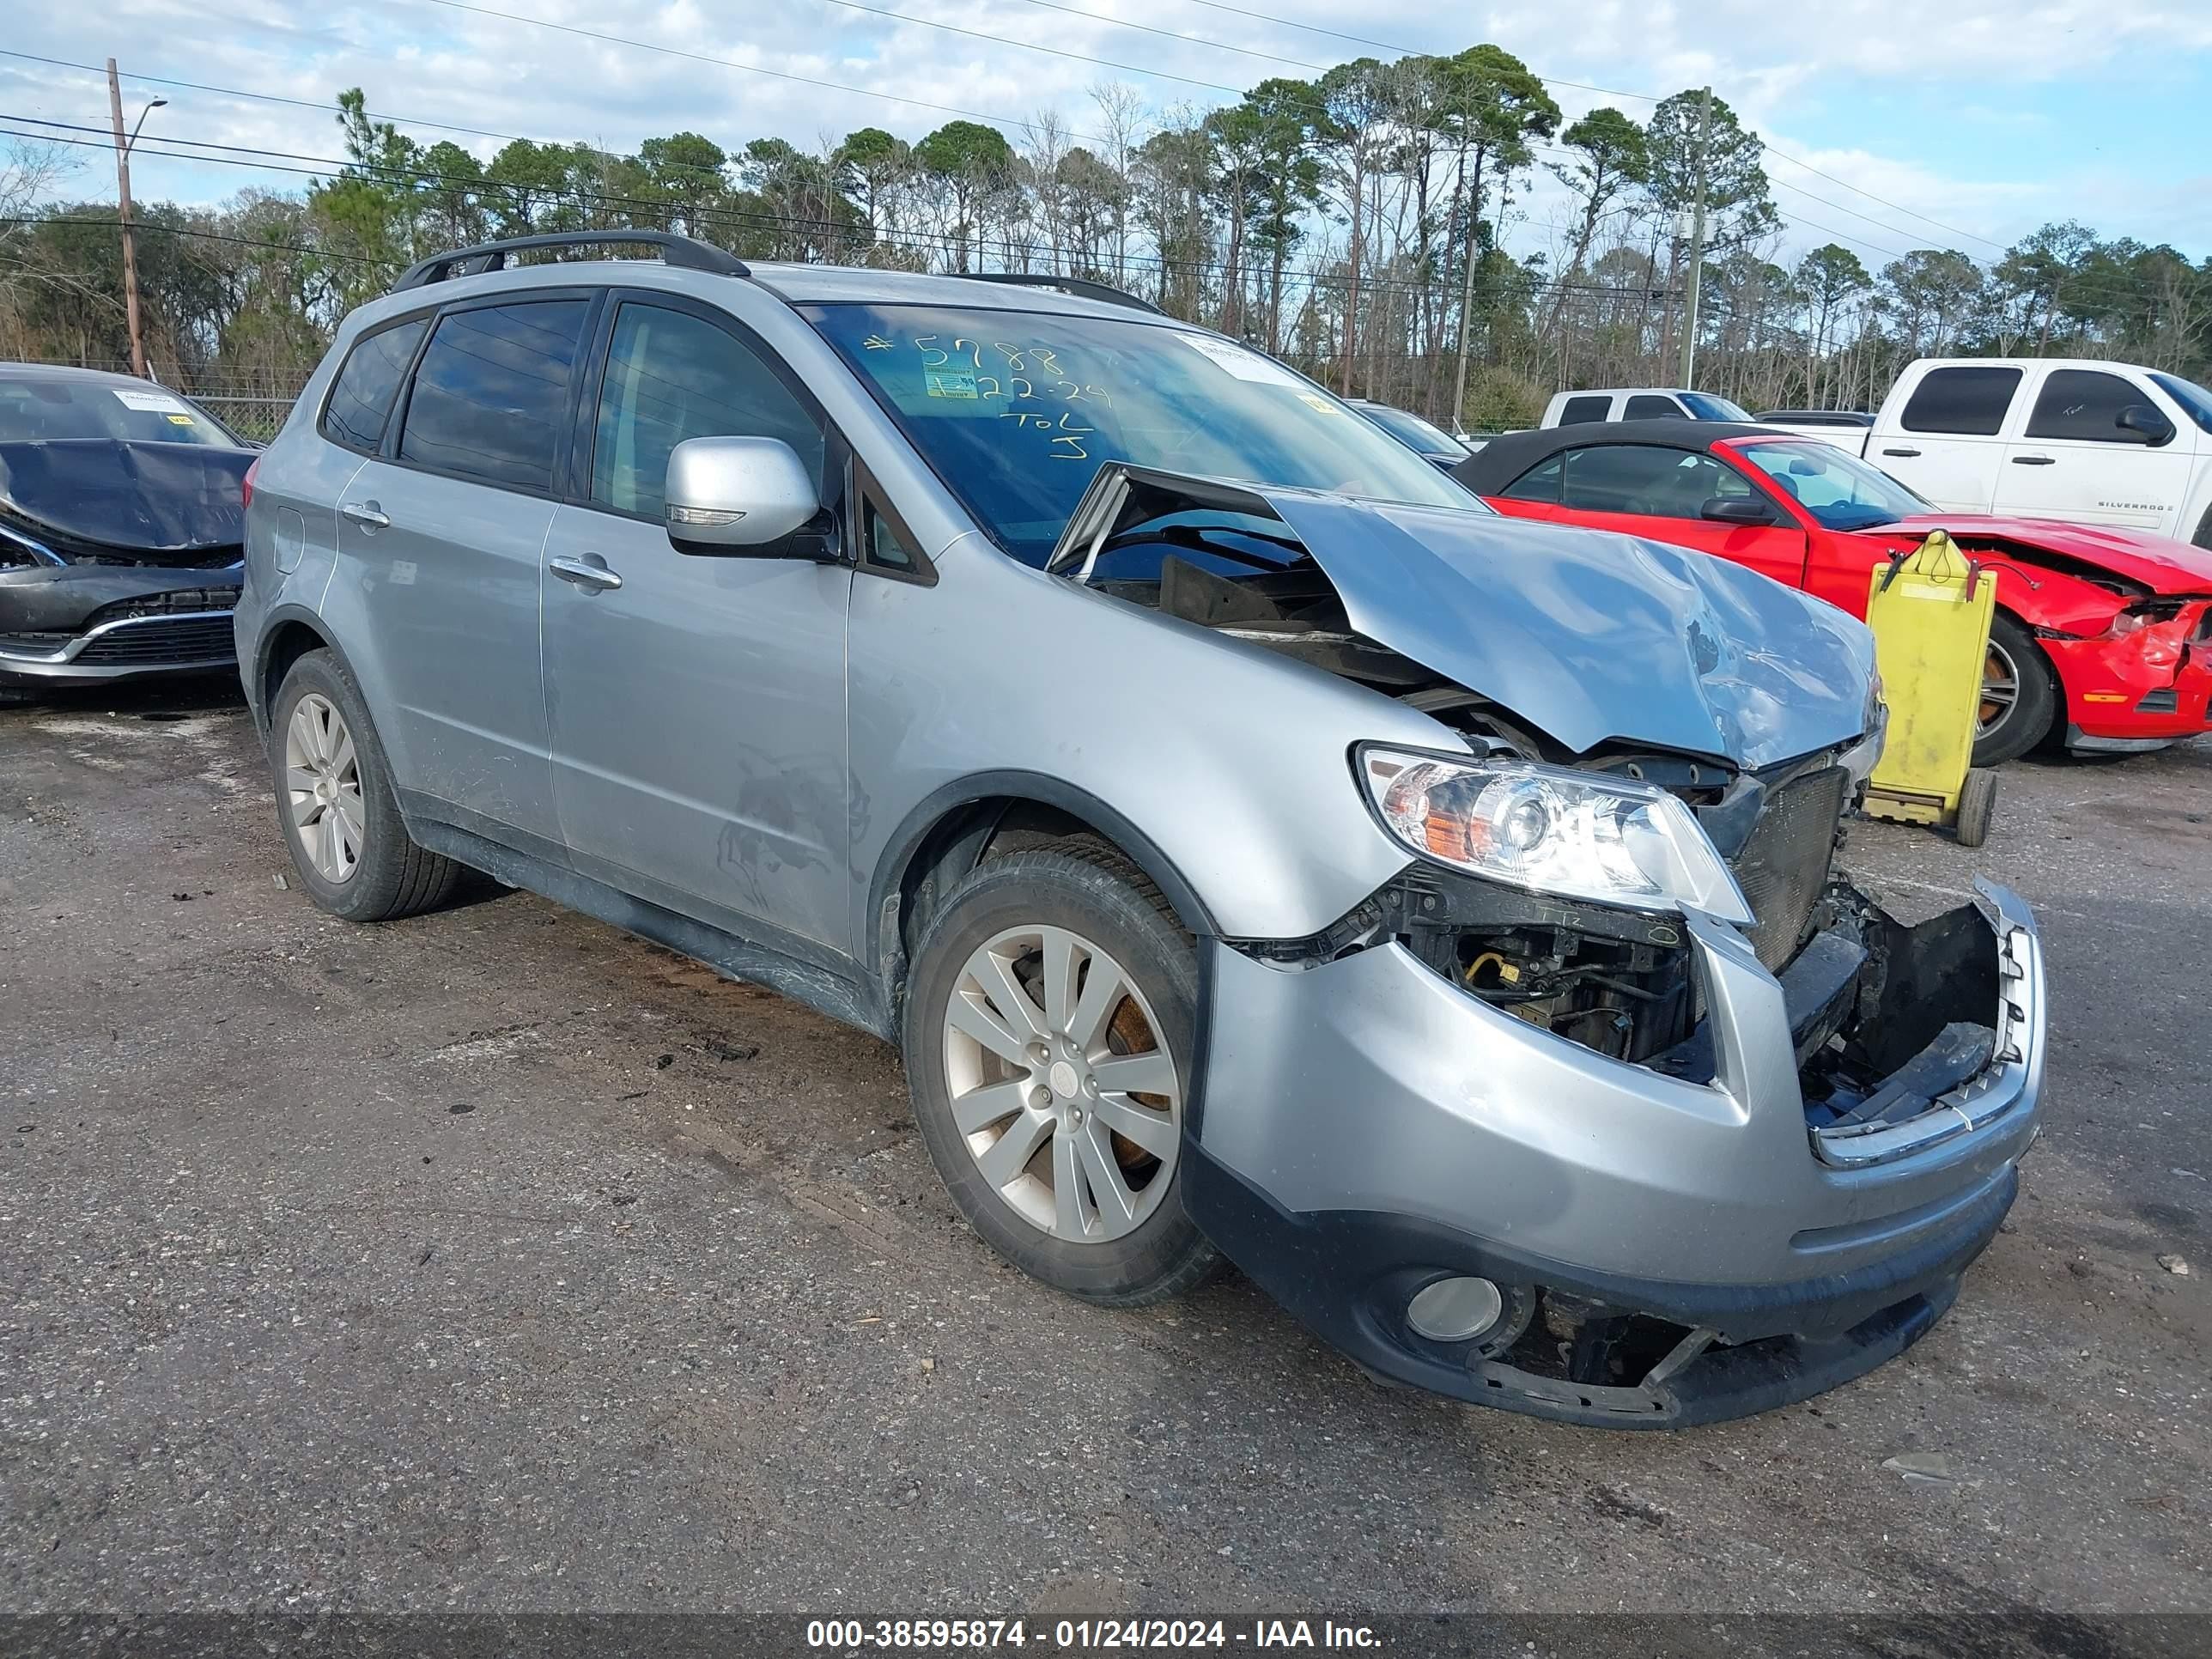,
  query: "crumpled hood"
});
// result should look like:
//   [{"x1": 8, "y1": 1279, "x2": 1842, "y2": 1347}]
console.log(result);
[
  {"x1": 1872, "y1": 514, "x2": 2212, "y2": 596},
  {"x1": 0, "y1": 440, "x2": 252, "y2": 560},
  {"x1": 1257, "y1": 489, "x2": 1877, "y2": 769}
]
